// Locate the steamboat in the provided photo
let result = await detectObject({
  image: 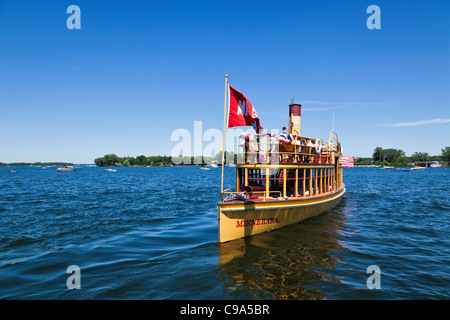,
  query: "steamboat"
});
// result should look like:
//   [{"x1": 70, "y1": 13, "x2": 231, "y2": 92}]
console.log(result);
[{"x1": 217, "y1": 89, "x2": 345, "y2": 243}]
